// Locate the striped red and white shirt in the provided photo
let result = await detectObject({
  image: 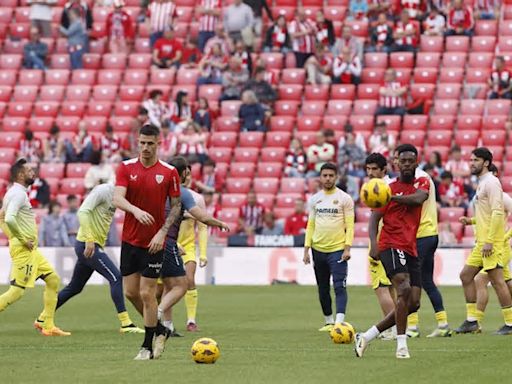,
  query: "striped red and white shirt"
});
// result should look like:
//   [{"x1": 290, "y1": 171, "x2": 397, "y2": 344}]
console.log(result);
[
  {"x1": 379, "y1": 82, "x2": 405, "y2": 108},
  {"x1": 490, "y1": 69, "x2": 511, "y2": 92},
  {"x1": 401, "y1": 0, "x2": 426, "y2": 19},
  {"x1": 159, "y1": 132, "x2": 178, "y2": 159},
  {"x1": 475, "y1": 0, "x2": 500, "y2": 13},
  {"x1": 239, "y1": 203, "x2": 265, "y2": 229},
  {"x1": 199, "y1": 0, "x2": 221, "y2": 32},
  {"x1": 375, "y1": 24, "x2": 390, "y2": 43},
  {"x1": 167, "y1": 101, "x2": 192, "y2": 124},
  {"x1": 288, "y1": 18, "x2": 317, "y2": 53},
  {"x1": 148, "y1": 0, "x2": 178, "y2": 33},
  {"x1": 234, "y1": 50, "x2": 250, "y2": 72},
  {"x1": 270, "y1": 25, "x2": 287, "y2": 49},
  {"x1": 18, "y1": 138, "x2": 43, "y2": 163},
  {"x1": 394, "y1": 21, "x2": 417, "y2": 47},
  {"x1": 100, "y1": 134, "x2": 122, "y2": 158}
]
